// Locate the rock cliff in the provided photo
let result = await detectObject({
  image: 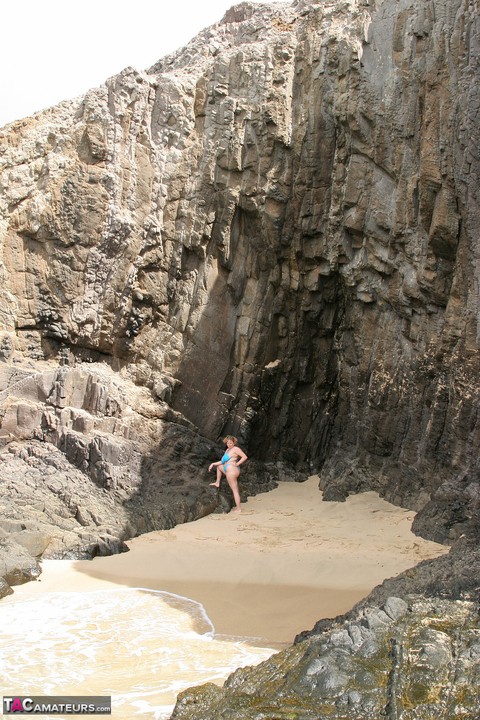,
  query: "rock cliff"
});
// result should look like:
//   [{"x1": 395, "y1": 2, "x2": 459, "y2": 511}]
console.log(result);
[
  {"x1": 1, "y1": 0, "x2": 478, "y2": 538},
  {"x1": 0, "y1": 0, "x2": 479, "y2": 714},
  {"x1": 172, "y1": 595, "x2": 480, "y2": 720}
]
